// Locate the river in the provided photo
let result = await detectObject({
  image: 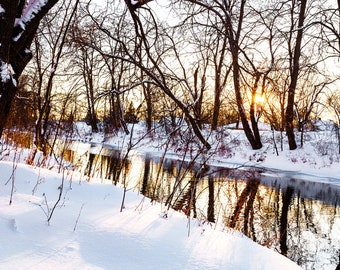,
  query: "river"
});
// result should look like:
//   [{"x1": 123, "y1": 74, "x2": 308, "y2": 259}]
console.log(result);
[{"x1": 59, "y1": 141, "x2": 340, "y2": 270}]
